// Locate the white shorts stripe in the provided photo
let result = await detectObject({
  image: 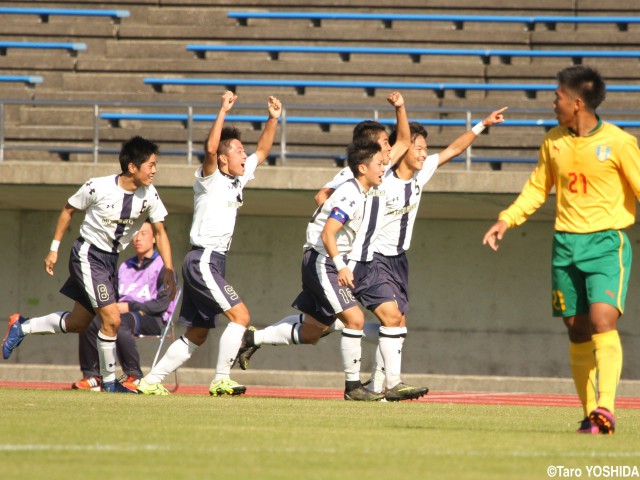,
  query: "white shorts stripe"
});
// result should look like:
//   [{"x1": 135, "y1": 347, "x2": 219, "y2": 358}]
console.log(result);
[
  {"x1": 315, "y1": 254, "x2": 343, "y2": 313},
  {"x1": 78, "y1": 241, "x2": 97, "y2": 307},
  {"x1": 199, "y1": 248, "x2": 232, "y2": 312}
]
